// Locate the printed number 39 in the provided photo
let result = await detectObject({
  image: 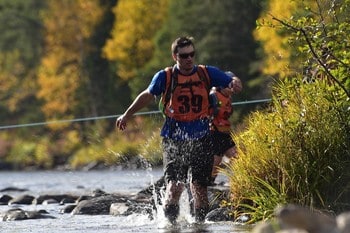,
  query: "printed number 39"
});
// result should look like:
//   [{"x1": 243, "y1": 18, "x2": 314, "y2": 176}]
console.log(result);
[{"x1": 178, "y1": 95, "x2": 203, "y2": 113}]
